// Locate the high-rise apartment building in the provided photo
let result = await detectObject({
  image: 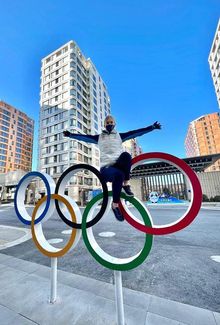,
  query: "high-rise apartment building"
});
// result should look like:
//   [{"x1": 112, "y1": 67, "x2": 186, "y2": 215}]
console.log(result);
[
  {"x1": 185, "y1": 112, "x2": 220, "y2": 171},
  {"x1": 0, "y1": 101, "x2": 34, "y2": 174},
  {"x1": 208, "y1": 19, "x2": 220, "y2": 108},
  {"x1": 39, "y1": 41, "x2": 111, "y2": 201},
  {"x1": 123, "y1": 138, "x2": 142, "y2": 157}
]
